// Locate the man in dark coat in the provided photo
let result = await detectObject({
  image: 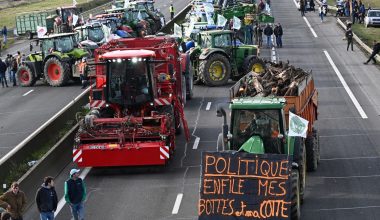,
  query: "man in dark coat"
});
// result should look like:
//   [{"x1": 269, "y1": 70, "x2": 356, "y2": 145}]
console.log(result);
[
  {"x1": 364, "y1": 40, "x2": 380, "y2": 64},
  {"x1": 65, "y1": 169, "x2": 86, "y2": 220},
  {"x1": 273, "y1": 23, "x2": 283, "y2": 48},
  {"x1": 36, "y1": 176, "x2": 58, "y2": 220},
  {"x1": 263, "y1": 24, "x2": 273, "y2": 48},
  {"x1": 345, "y1": 24, "x2": 354, "y2": 51},
  {"x1": 0, "y1": 58, "x2": 8, "y2": 88}
]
